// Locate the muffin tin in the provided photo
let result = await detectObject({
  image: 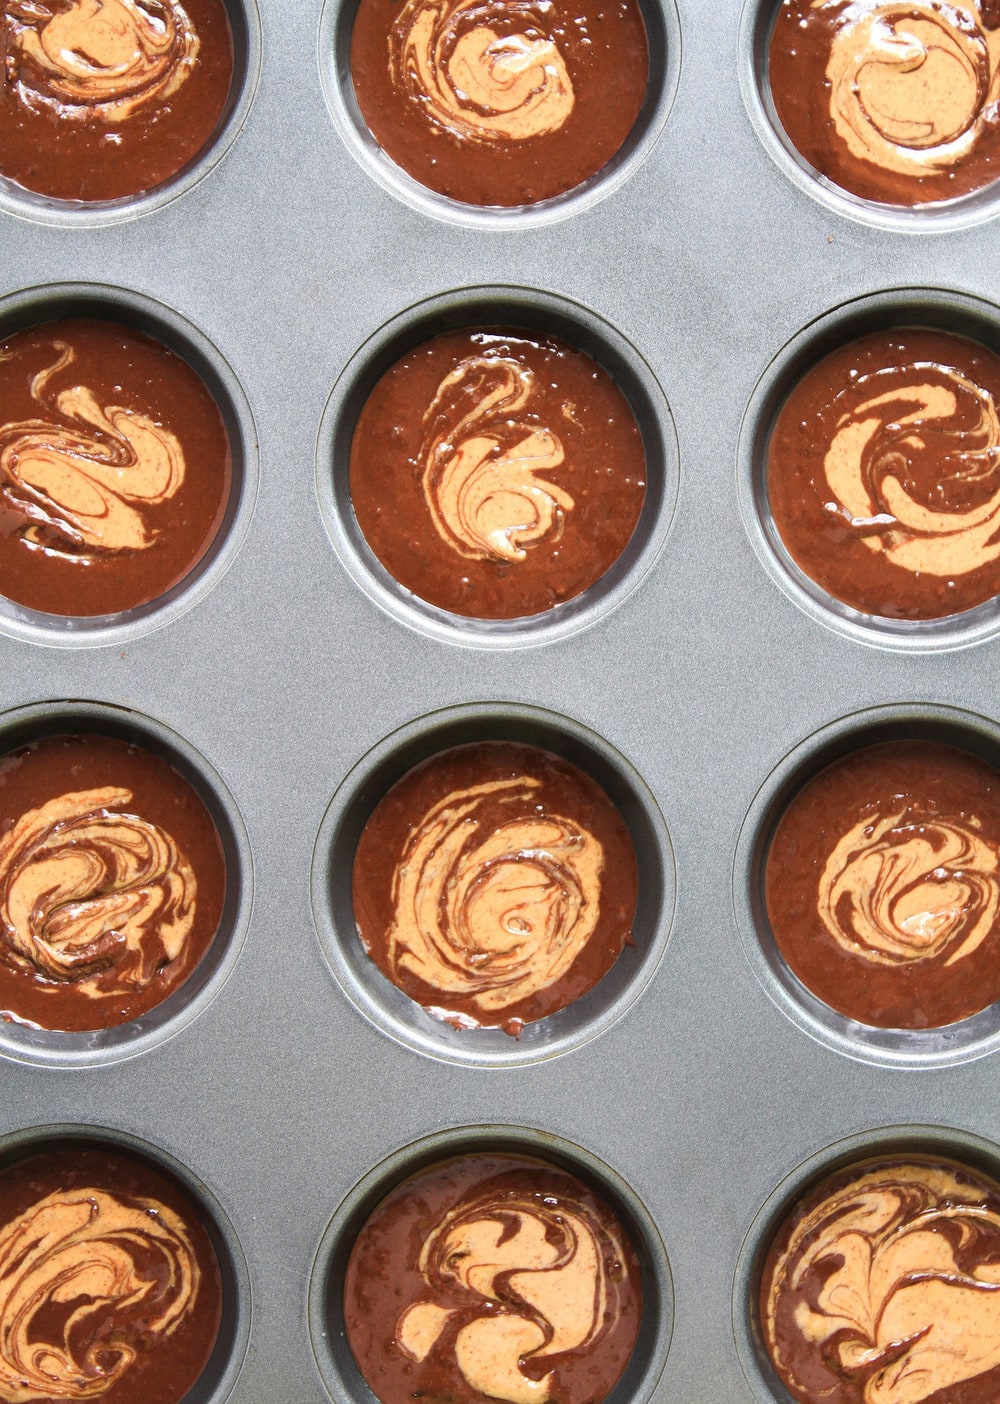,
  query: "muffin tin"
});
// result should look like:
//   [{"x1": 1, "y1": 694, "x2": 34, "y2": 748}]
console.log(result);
[{"x1": 3, "y1": 0, "x2": 1000, "y2": 1399}]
